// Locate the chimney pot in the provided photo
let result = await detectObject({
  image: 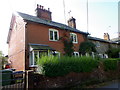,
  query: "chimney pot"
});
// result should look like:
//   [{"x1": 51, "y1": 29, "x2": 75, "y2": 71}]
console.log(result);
[
  {"x1": 36, "y1": 4, "x2": 52, "y2": 20},
  {"x1": 68, "y1": 17, "x2": 76, "y2": 28},
  {"x1": 104, "y1": 33, "x2": 110, "y2": 41},
  {"x1": 40, "y1": 5, "x2": 42, "y2": 9},
  {"x1": 37, "y1": 4, "x2": 39, "y2": 8},
  {"x1": 41, "y1": 6, "x2": 44, "y2": 9},
  {"x1": 48, "y1": 8, "x2": 50, "y2": 11}
]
